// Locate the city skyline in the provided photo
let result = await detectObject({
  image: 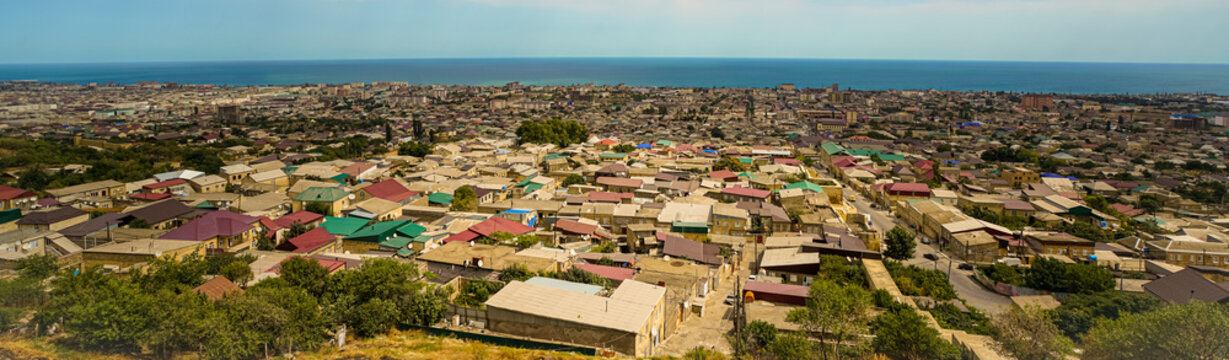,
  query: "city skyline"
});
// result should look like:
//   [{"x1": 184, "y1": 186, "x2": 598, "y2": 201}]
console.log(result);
[{"x1": 3, "y1": 0, "x2": 1228, "y2": 64}]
